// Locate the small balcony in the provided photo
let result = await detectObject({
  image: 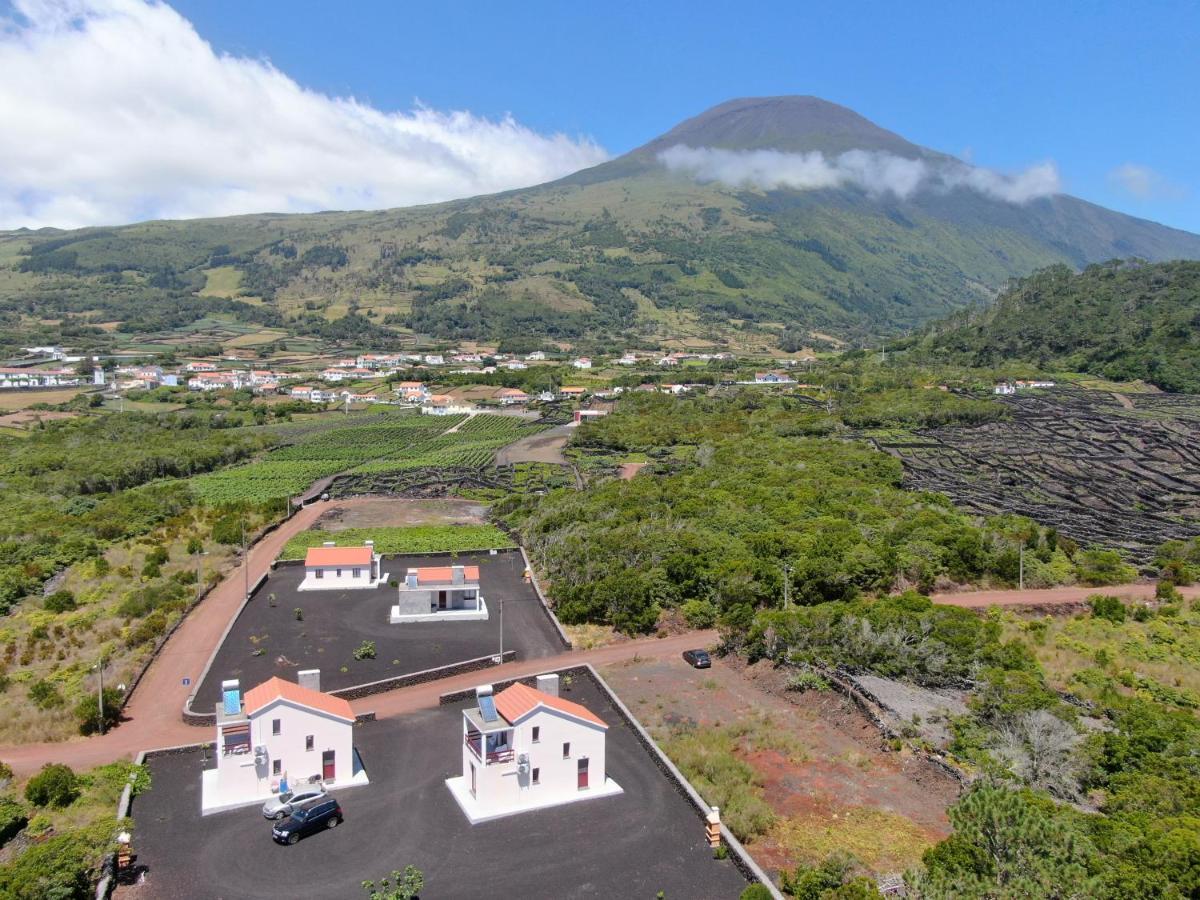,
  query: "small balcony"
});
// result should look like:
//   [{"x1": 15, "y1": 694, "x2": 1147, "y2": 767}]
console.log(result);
[{"x1": 465, "y1": 733, "x2": 514, "y2": 765}]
